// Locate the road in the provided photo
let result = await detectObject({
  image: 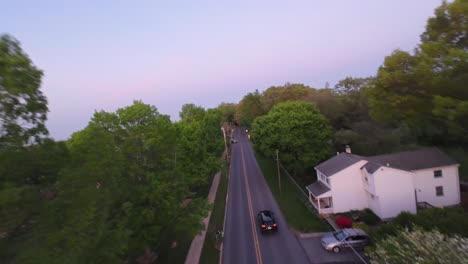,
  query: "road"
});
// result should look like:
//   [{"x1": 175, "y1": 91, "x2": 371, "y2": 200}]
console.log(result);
[{"x1": 222, "y1": 128, "x2": 311, "y2": 264}]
